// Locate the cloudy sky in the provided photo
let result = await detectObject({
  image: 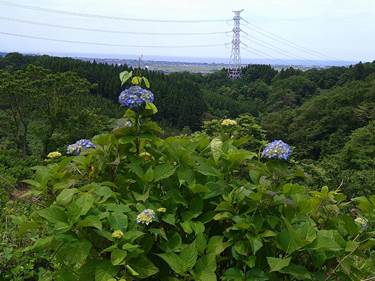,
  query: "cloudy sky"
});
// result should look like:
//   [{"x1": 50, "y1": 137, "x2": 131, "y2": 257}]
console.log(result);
[{"x1": 0, "y1": 0, "x2": 374, "y2": 62}]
